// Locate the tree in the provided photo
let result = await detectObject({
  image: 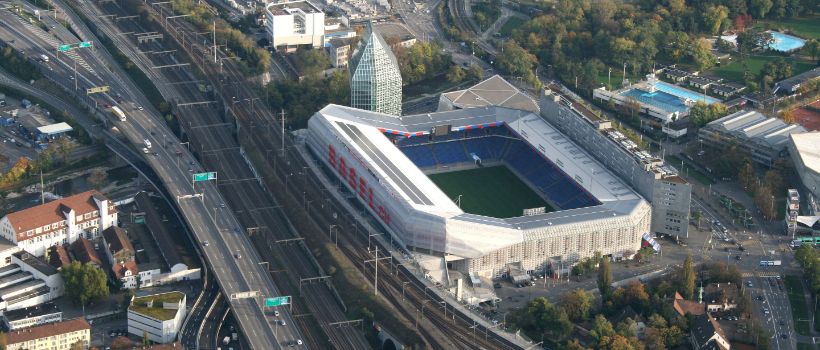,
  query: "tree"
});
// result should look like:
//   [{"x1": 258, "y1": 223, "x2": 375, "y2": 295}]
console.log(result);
[
  {"x1": 61, "y1": 261, "x2": 109, "y2": 306},
  {"x1": 110, "y1": 336, "x2": 132, "y2": 350},
  {"x1": 703, "y1": 5, "x2": 730, "y2": 35},
  {"x1": 143, "y1": 330, "x2": 150, "y2": 346},
  {"x1": 70, "y1": 340, "x2": 86, "y2": 350},
  {"x1": 292, "y1": 48, "x2": 331, "y2": 78},
  {"x1": 622, "y1": 97, "x2": 642, "y2": 122},
  {"x1": 680, "y1": 254, "x2": 696, "y2": 299},
  {"x1": 467, "y1": 63, "x2": 484, "y2": 81},
  {"x1": 795, "y1": 245, "x2": 818, "y2": 268},
  {"x1": 55, "y1": 137, "x2": 75, "y2": 163},
  {"x1": 513, "y1": 297, "x2": 573, "y2": 340},
  {"x1": 689, "y1": 101, "x2": 729, "y2": 127},
  {"x1": 804, "y1": 39, "x2": 820, "y2": 62},
  {"x1": 750, "y1": 0, "x2": 774, "y2": 18},
  {"x1": 754, "y1": 185, "x2": 777, "y2": 220},
  {"x1": 623, "y1": 280, "x2": 651, "y2": 312},
  {"x1": 616, "y1": 317, "x2": 638, "y2": 338},
  {"x1": 560, "y1": 288, "x2": 592, "y2": 321},
  {"x1": 691, "y1": 38, "x2": 716, "y2": 70},
  {"x1": 598, "y1": 258, "x2": 613, "y2": 300},
  {"x1": 88, "y1": 169, "x2": 108, "y2": 189},
  {"x1": 496, "y1": 40, "x2": 538, "y2": 80},
  {"x1": 446, "y1": 65, "x2": 466, "y2": 83},
  {"x1": 664, "y1": 31, "x2": 691, "y2": 63},
  {"x1": 647, "y1": 314, "x2": 668, "y2": 328},
  {"x1": 738, "y1": 162, "x2": 756, "y2": 192},
  {"x1": 565, "y1": 339, "x2": 589, "y2": 350},
  {"x1": 591, "y1": 314, "x2": 616, "y2": 341},
  {"x1": 643, "y1": 327, "x2": 666, "y2": 350},
  {"x1": 763, "y1": 169, "x2": 784, "y2": 194},
  {"x1": 598, "y1": 335, "x2": 634, "y2": 350}
]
